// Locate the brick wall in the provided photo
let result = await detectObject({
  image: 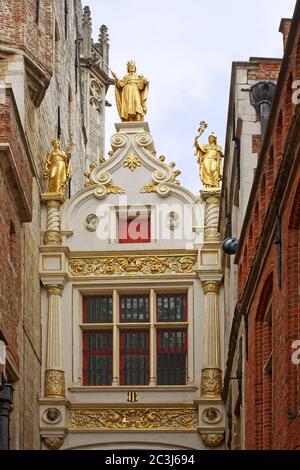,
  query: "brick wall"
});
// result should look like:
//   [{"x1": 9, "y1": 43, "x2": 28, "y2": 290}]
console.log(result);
[
  {"x1": 239, "y1": 6, "x2": 300, "y2": 449},
  {"x1": 0, "y1": 0, "x2": 54, "y2": 74}
]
